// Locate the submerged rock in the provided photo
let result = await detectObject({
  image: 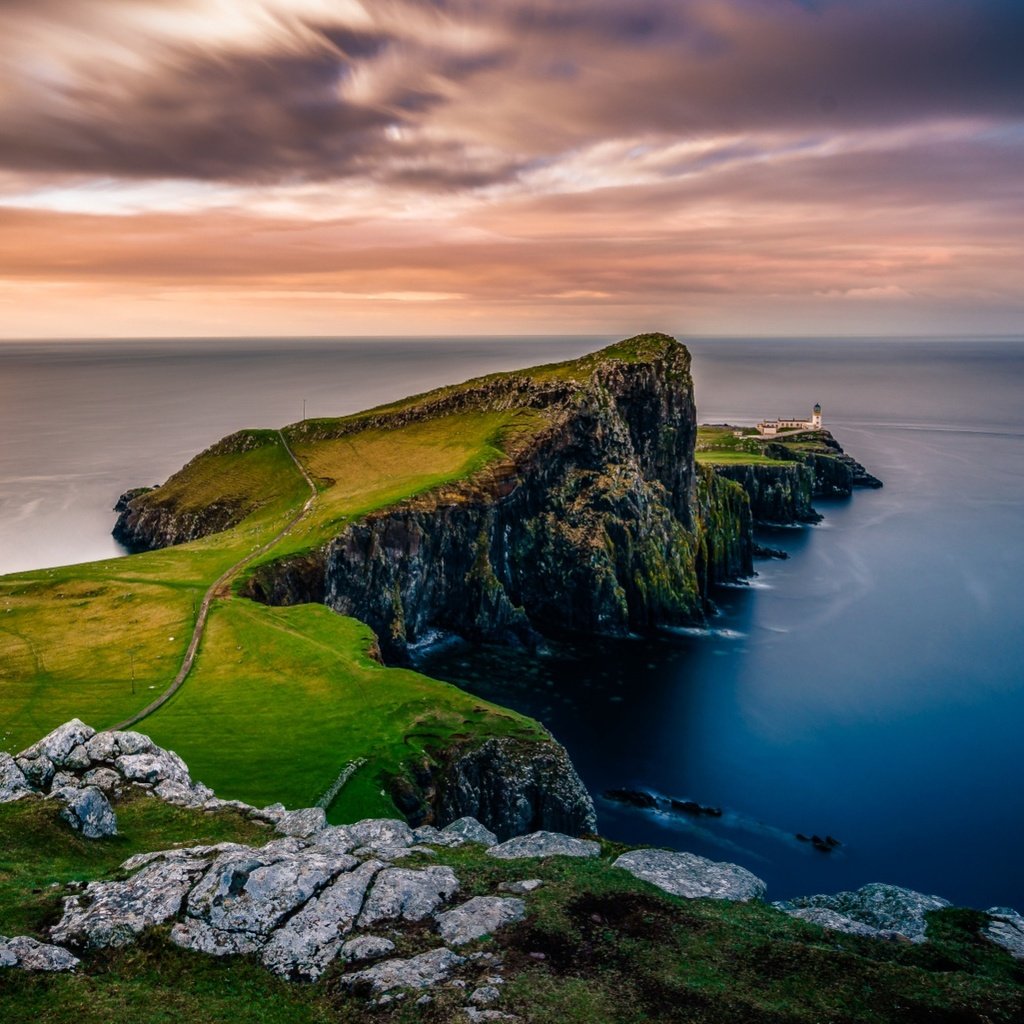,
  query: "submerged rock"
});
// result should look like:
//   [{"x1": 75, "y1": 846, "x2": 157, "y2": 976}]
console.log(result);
[
  {"x1": 486, "y1": 831, "x2": 600, "y2": 860},
  {"x1": 613, "y1": 849, "x2": 766, "y2": 902},
  {"x1": 779, "y1": 883, "x2": 950, "y2": 942}
]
